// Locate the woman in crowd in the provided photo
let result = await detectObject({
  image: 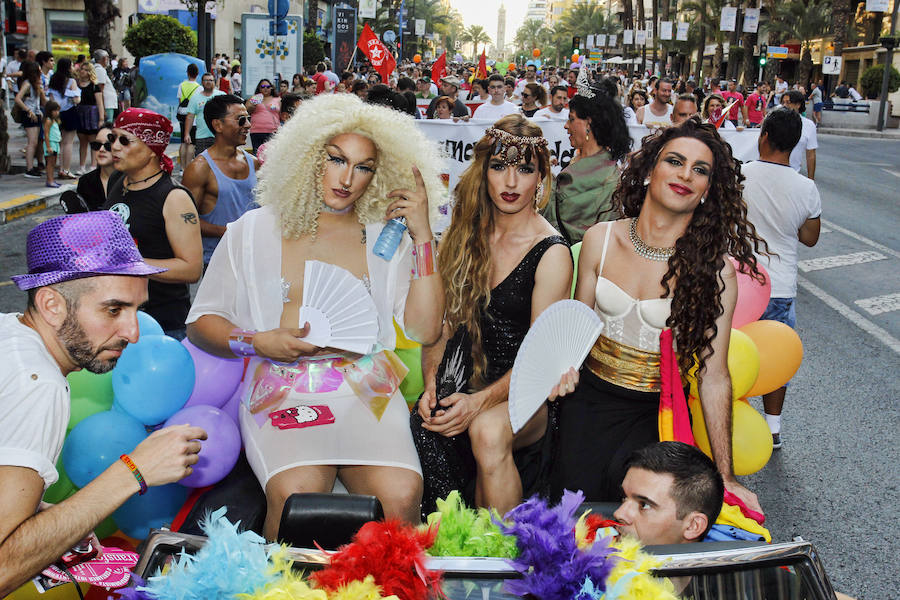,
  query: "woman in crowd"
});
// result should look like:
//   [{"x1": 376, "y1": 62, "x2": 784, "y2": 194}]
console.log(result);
[
  {"x1": 702, "y1": 93, "x2": 736, "y2": 129},
  {"x1": 430, "y1": 96, "x2": 455, "y2": 120},
  {"x1": 520, "y1": 82, "x2": 547, "y2": 118},
  {"x1": 552, "y1": 117, "x2": 764, "y2": 514},
  {"x1": 186, "y1": 94, "x2": 446, "y2": 539},
  {"x1": 246, "y1": 78, "x2": 281, "y2": 152},
  {"x1": 547, "y1": 73, "x2": 562, "y2": 91},
  {"x1": 74, "y1": 60, "x2": 104, "y2": 174},
  {"x1": 76, "y1": 123, "x2": 123, "y2": 210},
  {"x1": 15, "y1": 60, "x2": 46, "y2": 178},
  {"x1": 543, "y1": 82, "x2": 631, "y2": 245},
  {"x1": 47, "y1": 57, "x2": 81, "y2": 179},
  {"x1": 291, "y1": 73, "x2": 304, "y2": 94},
  {"x1": 411, "y1": 114, "x2": 573, "y2": 517}
]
